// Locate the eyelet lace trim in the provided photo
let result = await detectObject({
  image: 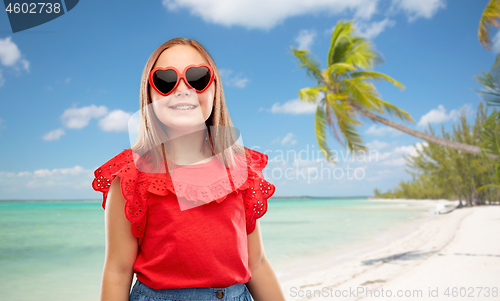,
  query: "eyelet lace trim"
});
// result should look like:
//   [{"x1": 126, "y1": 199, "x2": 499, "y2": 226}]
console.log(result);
[
  {"x1": 147, "y1": 165, "x2": 250, "y2": 205},
  {"x1": 92, "y1": 150, "x2": 148, "y2": 245},
  {"x1": 241, "y1": 149, "x2": 275, "y2": 234},
  {"x1": 92, "y1": 148, "x2": 275, "y2": 238}
]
